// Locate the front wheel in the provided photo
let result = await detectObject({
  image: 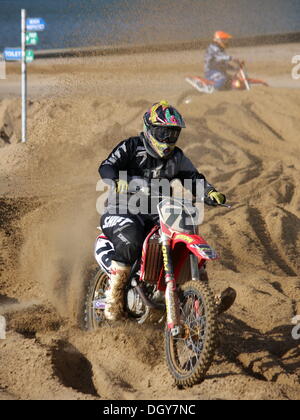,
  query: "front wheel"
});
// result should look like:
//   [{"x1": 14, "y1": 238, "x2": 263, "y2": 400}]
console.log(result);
[{"x1": 165, "y1": 280, "x2": 217, "y2": 387}]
